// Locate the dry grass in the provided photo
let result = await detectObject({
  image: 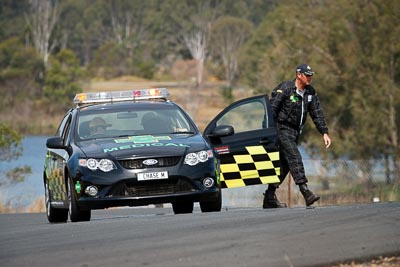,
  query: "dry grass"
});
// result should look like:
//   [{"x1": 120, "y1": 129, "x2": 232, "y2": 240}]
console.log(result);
[
  {"x1": 0, "y1": 196, "x2": 45, "y2": 214},
  {"x1": 26, "y1": 196, "x2": 45, "y2": 213},
  {"x1": 330, "y1": 256, "x2": 400, "y2": 267}
]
